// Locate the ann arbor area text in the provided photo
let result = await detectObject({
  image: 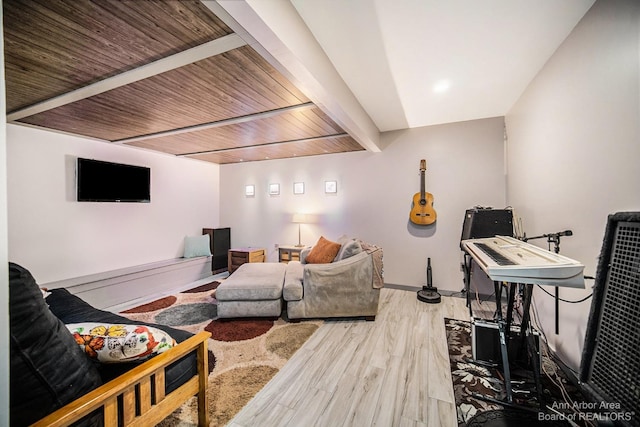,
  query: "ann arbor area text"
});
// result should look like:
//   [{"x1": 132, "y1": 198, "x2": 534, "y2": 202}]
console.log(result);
[{"x1": 551, "y1": 401, "x2": 622, "y2": 411}]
